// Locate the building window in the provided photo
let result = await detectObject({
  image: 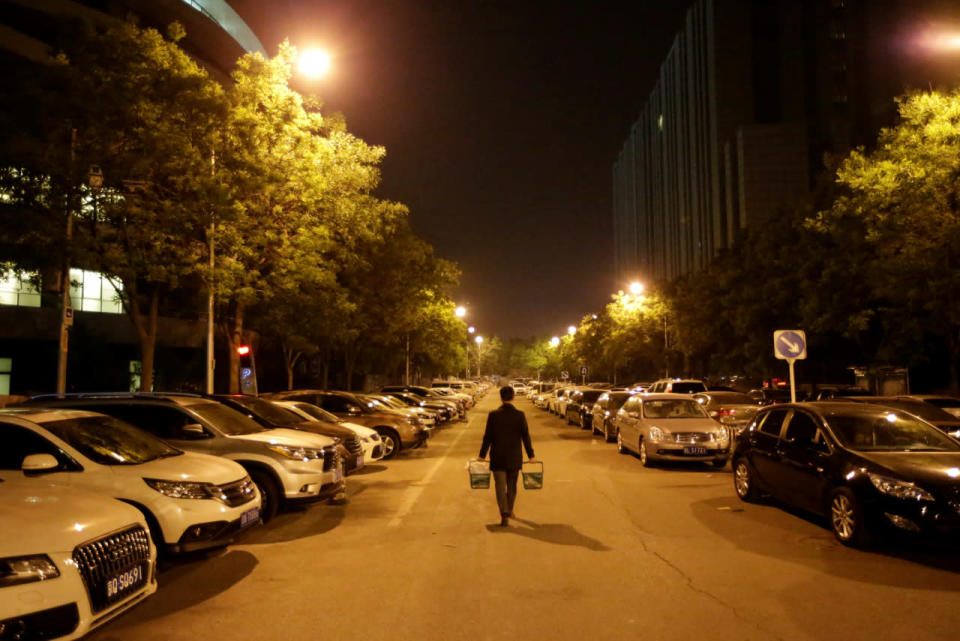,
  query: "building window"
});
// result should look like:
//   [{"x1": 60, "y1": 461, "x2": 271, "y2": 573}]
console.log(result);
[
  {"x1": 69, "y1": 269, "x2": 123, "y2": 314},
  {"x1": 0, "y1": 270, "x2": 41, "y2": 308},
  {"x1": 0, "y1": 358, "x2": 10, "y2": 395}
]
